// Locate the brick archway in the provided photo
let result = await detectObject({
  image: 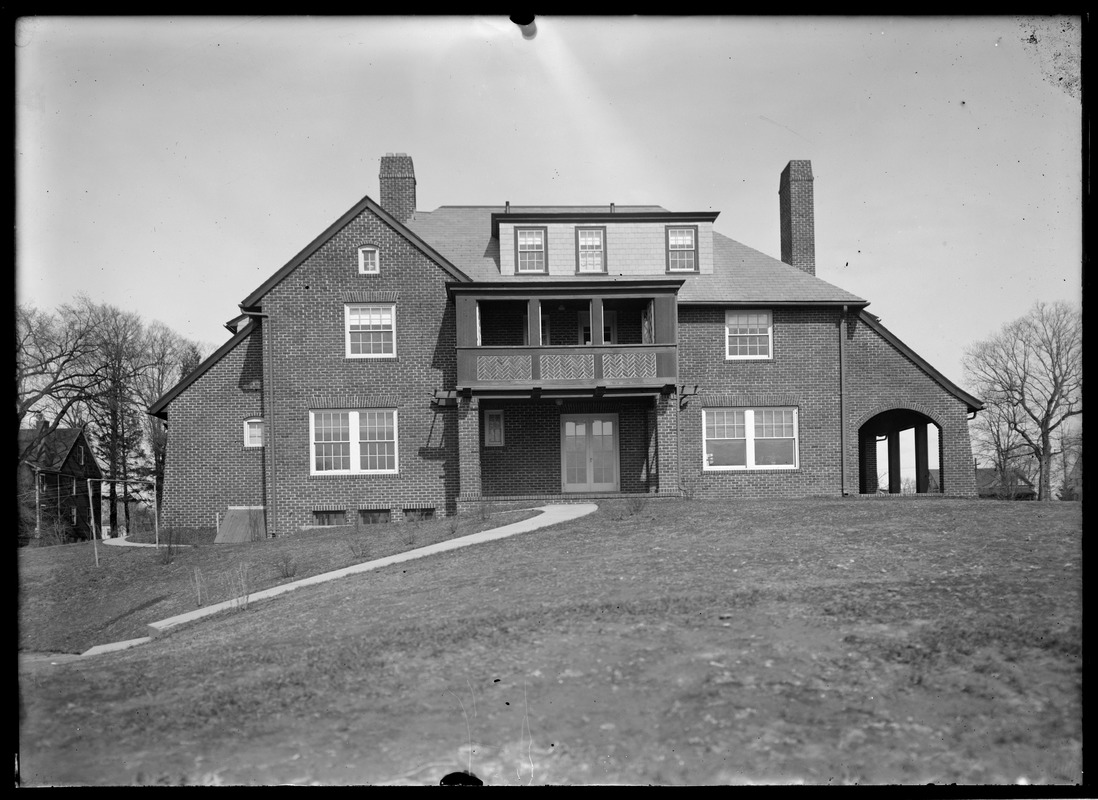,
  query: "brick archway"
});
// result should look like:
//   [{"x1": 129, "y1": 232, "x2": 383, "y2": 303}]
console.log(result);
[{"x1": 857, "y1": 405, "x2": 942, "y2": 495}]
